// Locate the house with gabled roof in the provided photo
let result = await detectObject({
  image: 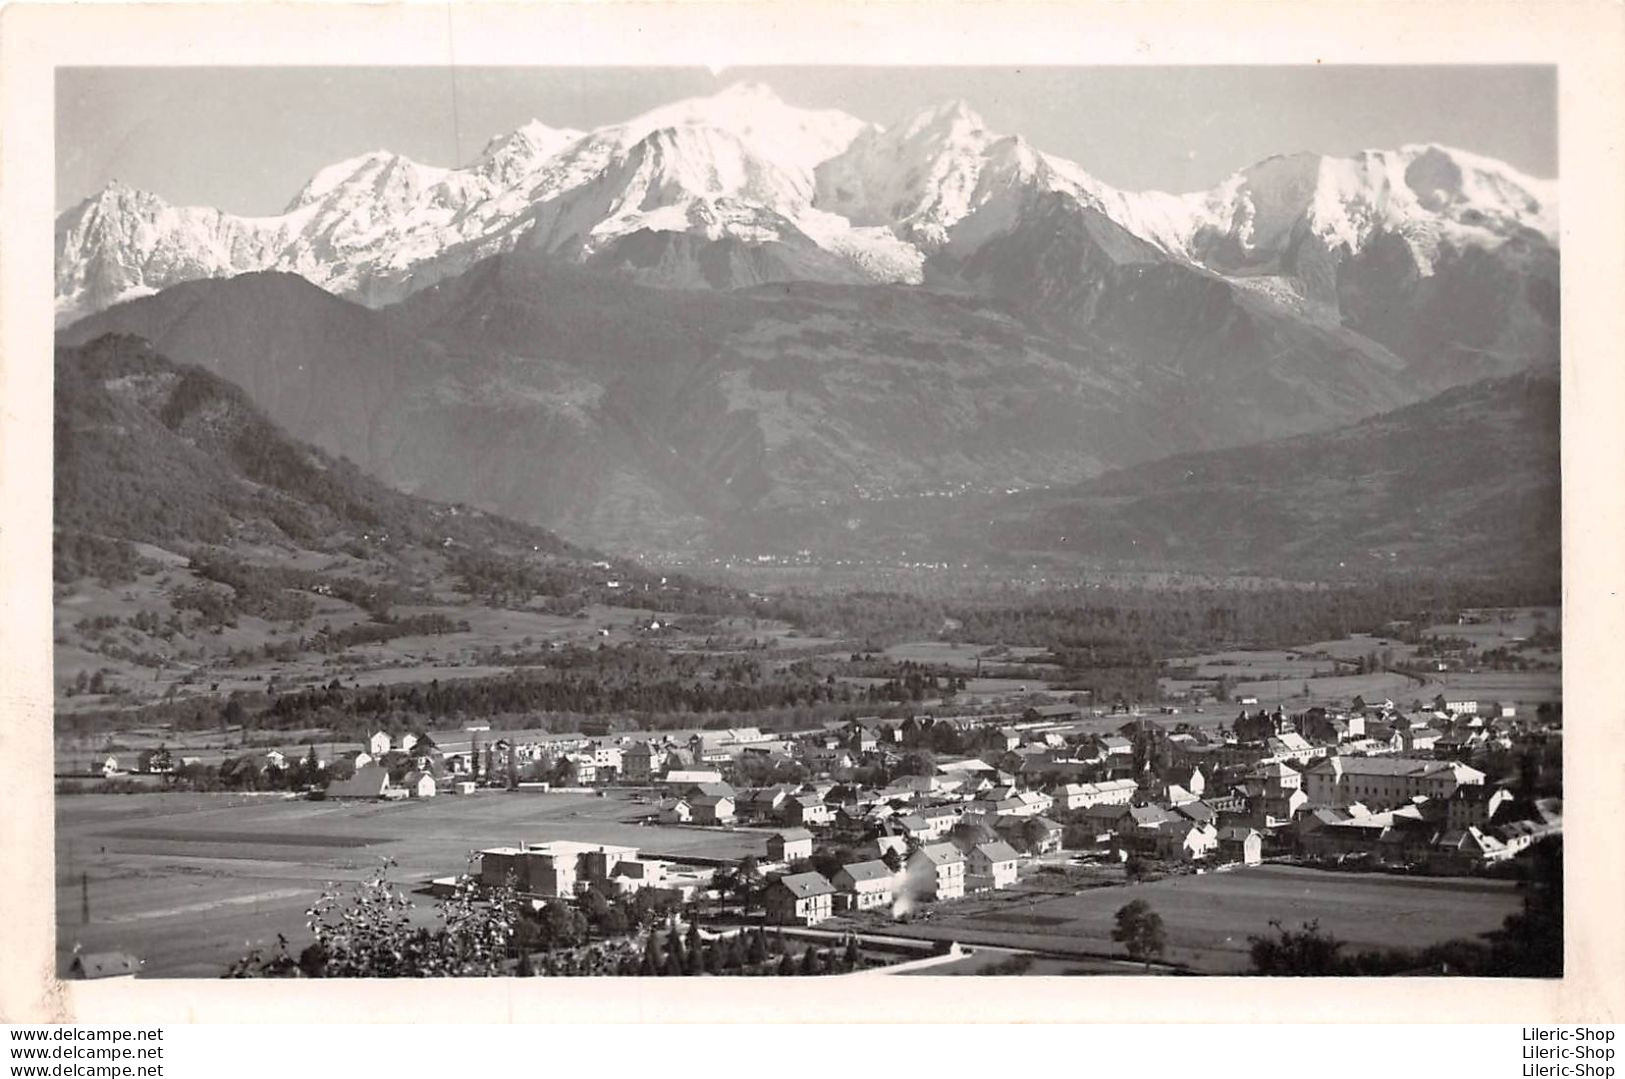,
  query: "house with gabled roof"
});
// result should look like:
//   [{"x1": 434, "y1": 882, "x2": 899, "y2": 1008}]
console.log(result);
[
  {"x1": 891, "y1": 813, "x2": 932, "y2": 843},
  {"x1": 860, "y1": 834, "x2": 910, "y2": 863},
  {"x1": 736, "y1": 784, "x2": 795, "y2": 822},
  {"x1": 658, "y1": 797, "x2": 693, "y2": 824},
  {"x1": 1155, "y1": 820, "x2": 1219, "y2": 861},
  {"x1": 764, "y1": 871, "x2": 836, "y2": 925},
  {"x1": 1445, "y1": 784, "x2": 1514, "y2": 830},
  {"x1": 766, "y1": 829, "x2": 814, "y2": 863},
  {"x1": 833, "y1": 860, "x2": 896, "y2": 911},
  {"x1": 907, "y1": 843, "x2": 966, "y2": 901},
  {"x1": 1431, "y1": 826, "x2": 1512, "y2": 872},
  {"x1": 401, "y1": 769, "x2": 438, "y2": 798},
  {"x1": 1173, "y1": 800, "x2": 1218, "y2": 825},
  {"x1": 690, "y1": 792, "x2": 736, "y2": 825},
  {"x1": 326, "y1": 764, "x2": 392, "y2": 799},
  {"x1": 1217, "y1": 825, "x2": 1263, "y2": 865},
  {"x1": 783, "y1": 793, "x2": 834, "y2": 827},
  {"x1": 966, "y1": 840, "x2": 1020, "y2": 891},
  {"x1": 996, "y1": 814, "x2": 1063, "y2": 855}
]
